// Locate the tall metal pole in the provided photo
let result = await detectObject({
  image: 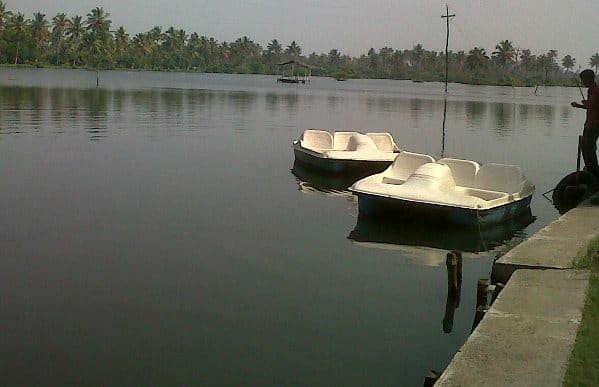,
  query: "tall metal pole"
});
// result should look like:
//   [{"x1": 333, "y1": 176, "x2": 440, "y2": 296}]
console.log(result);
[
  {"x1": 441, "y1": 4, "x2": 455, "y2": 93},
  {"x1": 441, "y1": 4, "x2": 455, "y2": 157}
]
